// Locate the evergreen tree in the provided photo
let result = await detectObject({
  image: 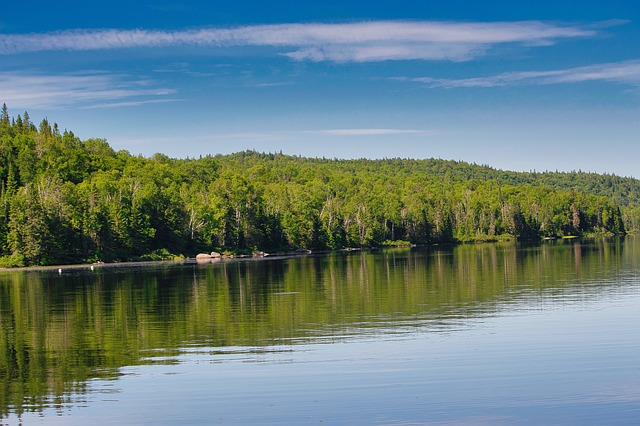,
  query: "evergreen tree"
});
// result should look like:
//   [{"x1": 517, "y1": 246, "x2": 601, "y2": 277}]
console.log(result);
[
  {"x1": 0, "y1": 103, "x2": 8, "y2": 124},
  {"x1": 39, "y1": 118, "x2": 52, "y2": 136},
  {"x1": 23, "y1": 111, "x2": 32, "y2": 131},
  {"x1": 14, "y1": 114, "x2": 22, "y2": 131}
]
